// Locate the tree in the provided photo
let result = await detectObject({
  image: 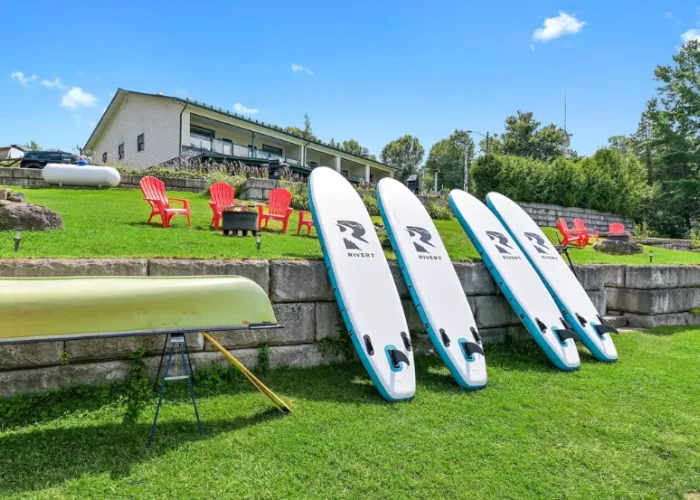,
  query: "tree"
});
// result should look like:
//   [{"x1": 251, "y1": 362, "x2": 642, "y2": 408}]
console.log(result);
[
  {"x1": 635, "y1": 40, "x2": 700, "y2": 235},
  {"x1": 25, "y1": 140, "x2": 40, "y2": 151},
  {"x1": 425, "y1": 130, "x2": 475, "y2": 190},
  {"x1": 486, "y1": 111, "x2": 570, "y2": 160},
  {"x1": 380, "y1": 135, "x2": 425, "y2": 182},
  {"x1": 284, "y1": 113, "x2": 318, "y2": 141}
]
